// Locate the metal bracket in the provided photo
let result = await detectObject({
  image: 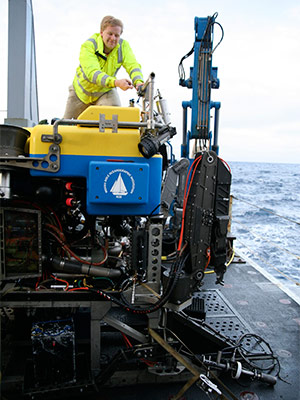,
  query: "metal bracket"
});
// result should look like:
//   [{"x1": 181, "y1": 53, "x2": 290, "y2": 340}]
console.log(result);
[
  {"x1": 41, "y1": 133, "x2": 62, "y2": 144},
  {"x1": 161, "y1": 158, "x2": 189, "y2": 212},
  {"x1": 99, "y1": 114, "x2": 118, "y2": 133},
  {"x1": 103, "y1": 314, "x2": 148, "y2": 344},
  {"x1": 198, "y1": 374, "x2": 222, "y2": 395},
  {"x1": 0, "y1": 144, "x2": 61, "y2": 172},
  {"x1": 90, "y1": 301, "x2": 111, "y2": 375}
]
